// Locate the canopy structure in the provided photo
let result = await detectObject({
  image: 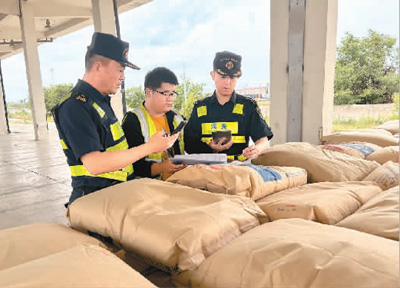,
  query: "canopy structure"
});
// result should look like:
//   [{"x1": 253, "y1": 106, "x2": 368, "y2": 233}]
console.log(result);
[{"x1": 0, "y1": 0, "x2": 151, "y2": 59}]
